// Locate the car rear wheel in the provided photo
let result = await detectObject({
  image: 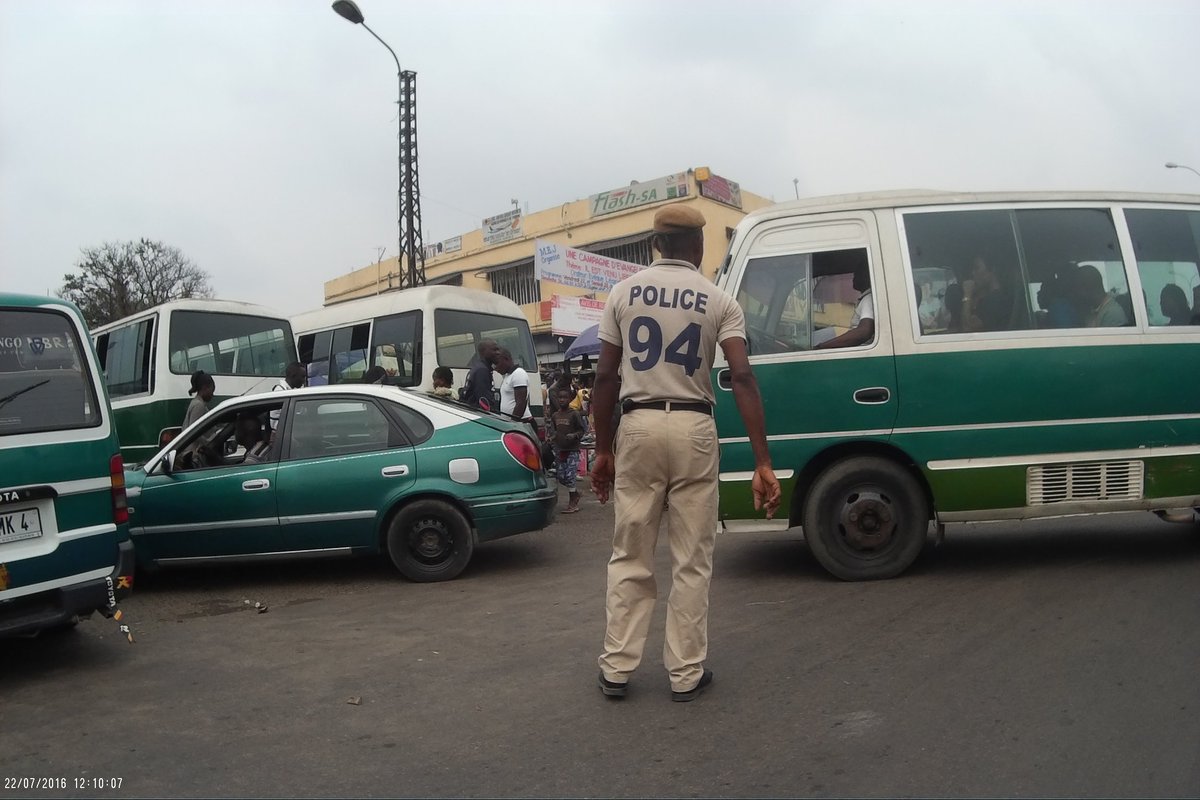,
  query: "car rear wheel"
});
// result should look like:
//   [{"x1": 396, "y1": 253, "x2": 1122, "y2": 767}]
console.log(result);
[
  {"x1": 802, "y1": 456, "x2": 929, "y2": 581},
  {"x1": 386, "y1": 499, "x2": 475, "y2": 583}
]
